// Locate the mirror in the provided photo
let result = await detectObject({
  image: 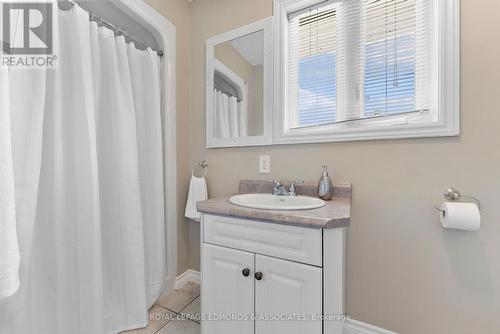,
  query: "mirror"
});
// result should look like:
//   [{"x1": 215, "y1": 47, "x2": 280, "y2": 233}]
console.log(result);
[
  {"x1": 206, "y1": 18, "x2": 273, "y2": 148},
  {"x1": 214, "y1": 30, "x2": 264, "y2": 137}
]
